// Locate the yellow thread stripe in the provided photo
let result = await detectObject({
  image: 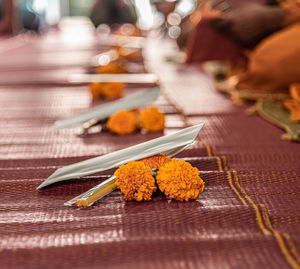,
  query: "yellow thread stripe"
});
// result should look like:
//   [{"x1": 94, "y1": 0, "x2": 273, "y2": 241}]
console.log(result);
[
  {"x1": 211, "y1": 145, "x2": 217, "y2": 157},
  {"x1": 204, "y1": 142, "x2": 212, "y2": 157},
  {"x1": 260, "y1": 205, "x2": 300, "y2": 269},
  {"x1": 284, "y1": 234, "x2": 300, "y2": 265},
  {"x1": 232, "y1": 171, "x2": 271, "y2": 235},
  {"x1": 260, "y1": 204, "x2": 275, "y2": 233},
  {"x1": 216, "y1": 156, "x2": 223, "y2": 171},
  {"x1": 221, "y1": 156, "x2": 229, "y2": 171},
  {"x1": 226, "y1": 171, "x2": 247, "y2": 206},
  {"x1": 197, "y1": 139, "x2": 212, "y2": 157}
]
